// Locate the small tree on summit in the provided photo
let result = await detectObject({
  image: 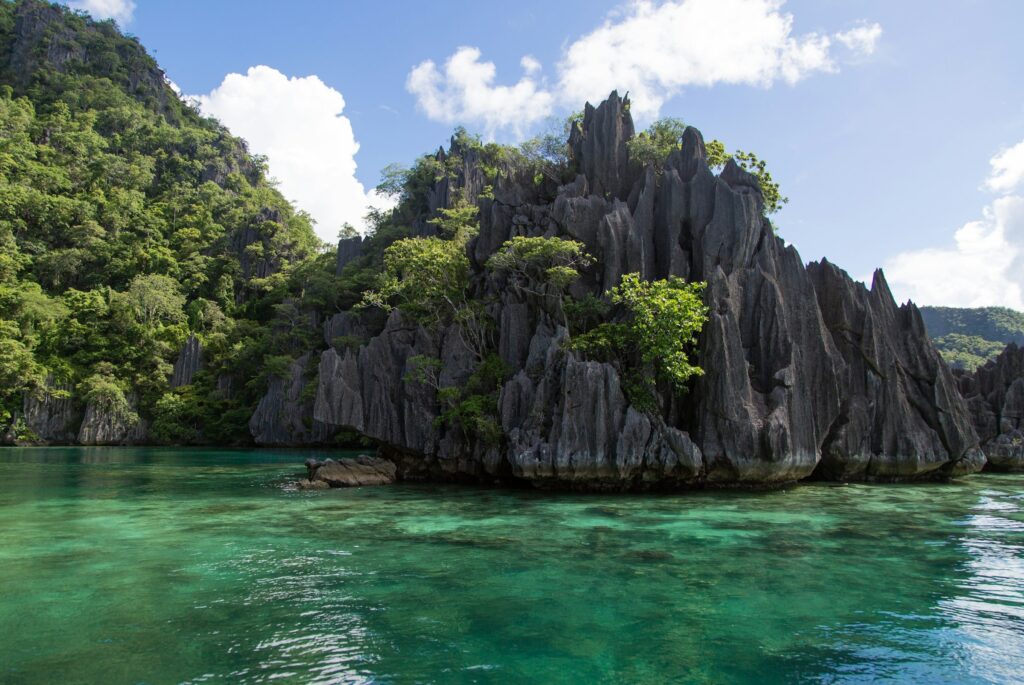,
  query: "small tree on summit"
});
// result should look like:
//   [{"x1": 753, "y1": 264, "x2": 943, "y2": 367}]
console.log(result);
[
  {"x1": 627, "y1": 119, "x2": 788, "y2": 214},
  {"x1": 625, "y1": 118, "x2": 688, "y2": 169}
]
